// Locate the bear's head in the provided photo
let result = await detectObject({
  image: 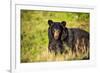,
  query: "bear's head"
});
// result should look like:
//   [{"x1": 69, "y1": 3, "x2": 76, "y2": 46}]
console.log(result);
[{"x1": 48, "y1": 20, "x2": 66, "y2": 40}]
